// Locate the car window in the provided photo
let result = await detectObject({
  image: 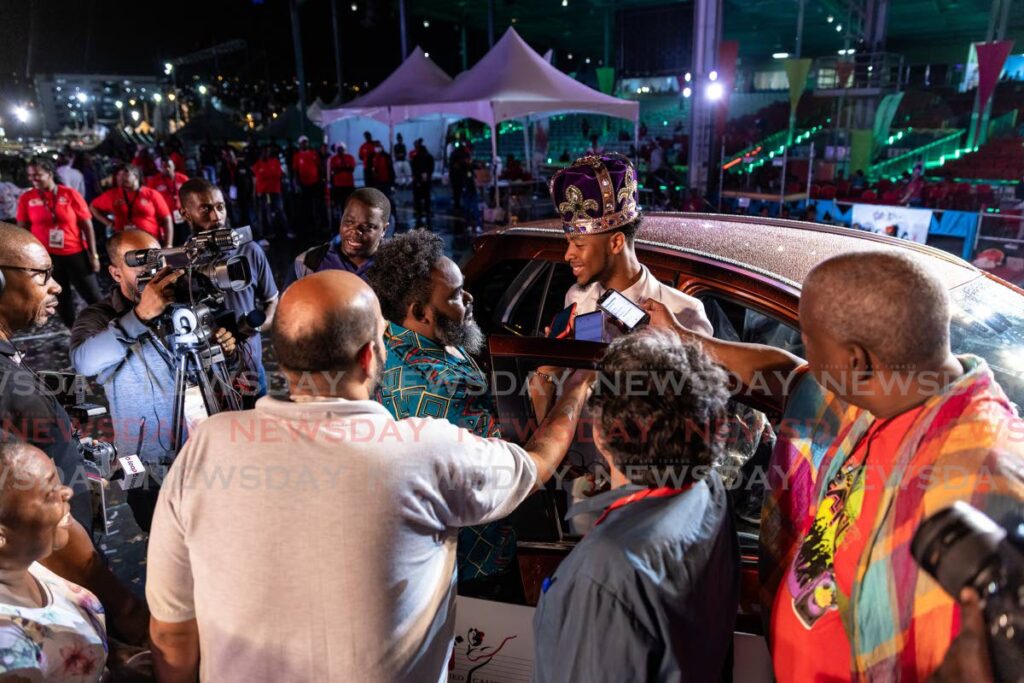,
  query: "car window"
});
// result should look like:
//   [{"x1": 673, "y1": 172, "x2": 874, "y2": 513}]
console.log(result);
[
  {"x1": 475, "y1": 259, "x2": 578, "y2": 337},
  {"x1": 699, "y1": 293, "x2": 805, "y2": 357},
  {"x1": 468, "y1": 258, "x2": 530, "y2": 335},
  {"x1": 949, "y1": 277, "x2": 1024, "y2": 412}
]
